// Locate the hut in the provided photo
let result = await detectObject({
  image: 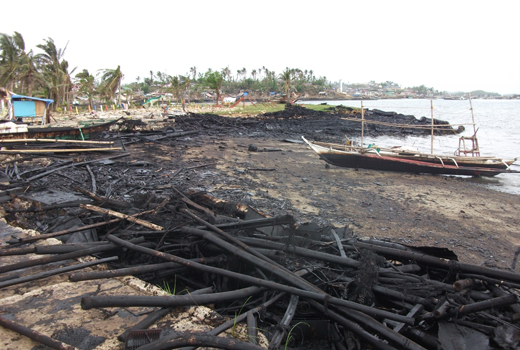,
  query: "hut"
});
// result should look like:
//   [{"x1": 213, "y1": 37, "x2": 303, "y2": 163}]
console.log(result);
[{"x1": 0, "y1": 88, "x2": 54, "y2": 125}]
